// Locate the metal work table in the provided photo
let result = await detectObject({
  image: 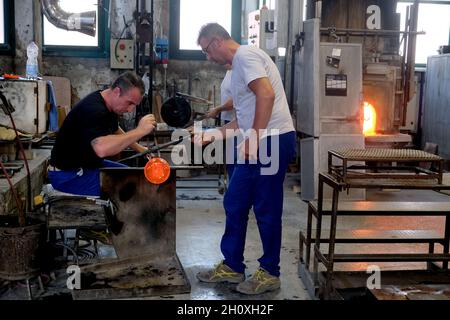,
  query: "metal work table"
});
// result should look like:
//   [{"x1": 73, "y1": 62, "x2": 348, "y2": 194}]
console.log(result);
[
  {"x1": 303, "y1": 148, "x2": 450, "y2": 299},
  {"x1": 328, "y1": 148, "x2": 444, "y2": 184}
]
